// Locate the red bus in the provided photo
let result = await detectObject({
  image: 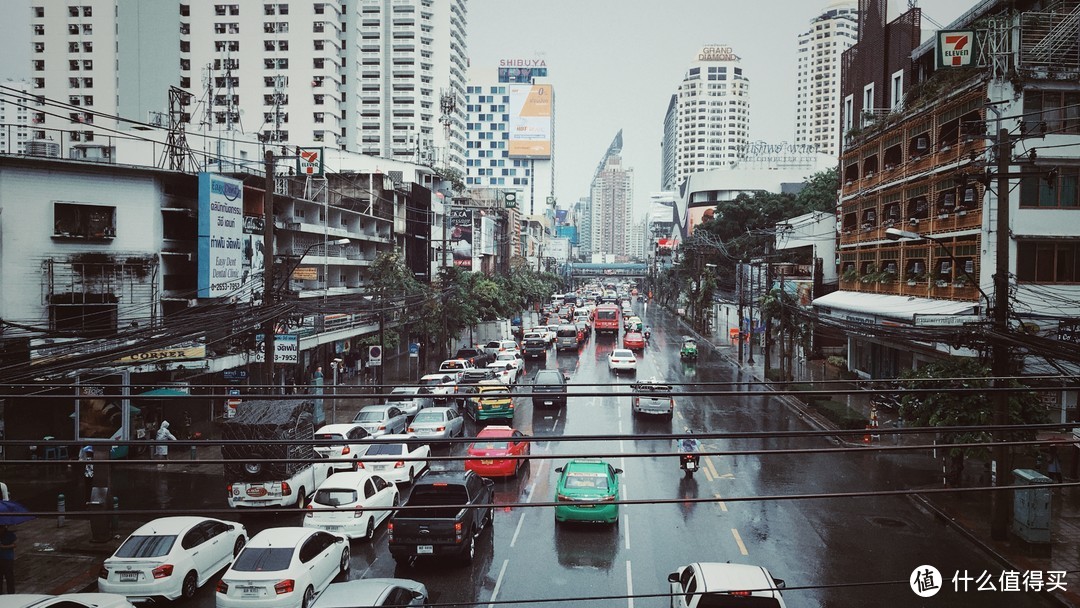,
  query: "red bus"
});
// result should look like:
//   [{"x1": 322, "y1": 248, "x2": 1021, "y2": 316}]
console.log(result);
[{"x1": 593, "y1": 304, "x2": 621, "y2": 335}]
